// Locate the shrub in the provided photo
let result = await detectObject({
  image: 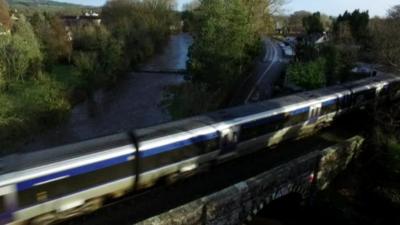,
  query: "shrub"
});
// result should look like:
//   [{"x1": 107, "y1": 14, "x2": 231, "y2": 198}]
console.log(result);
[
  {"x1": 0, "y1": 76, "x2": 69, "y2": 152},
  {"x1": 287, "y1": 57, "x2": 327, "y2": 90}
]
